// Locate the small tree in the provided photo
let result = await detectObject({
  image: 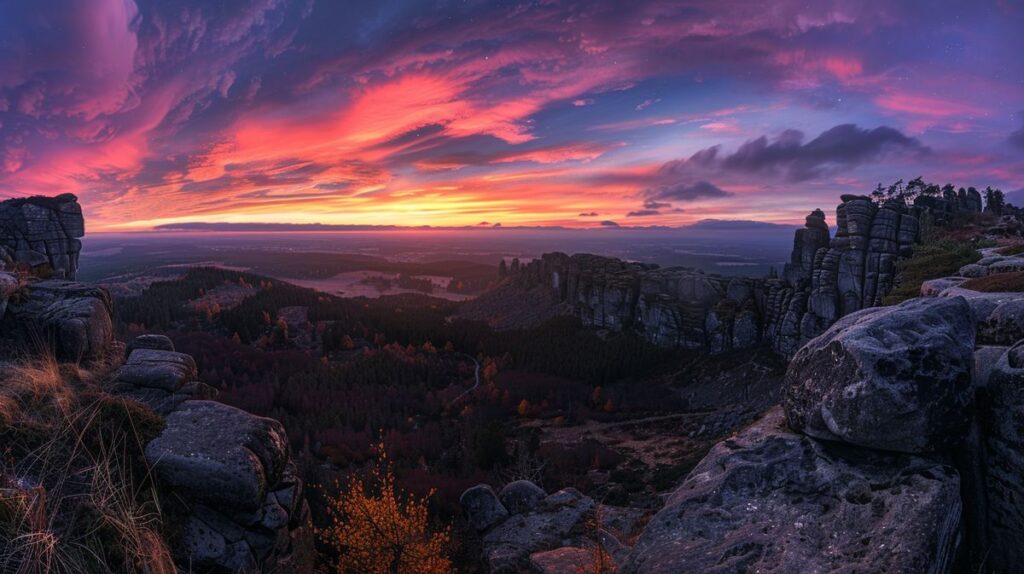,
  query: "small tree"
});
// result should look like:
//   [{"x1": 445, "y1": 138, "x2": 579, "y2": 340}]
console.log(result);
[{"x1": 319, "y1": 443, "x2": 452, "y2": 574}]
